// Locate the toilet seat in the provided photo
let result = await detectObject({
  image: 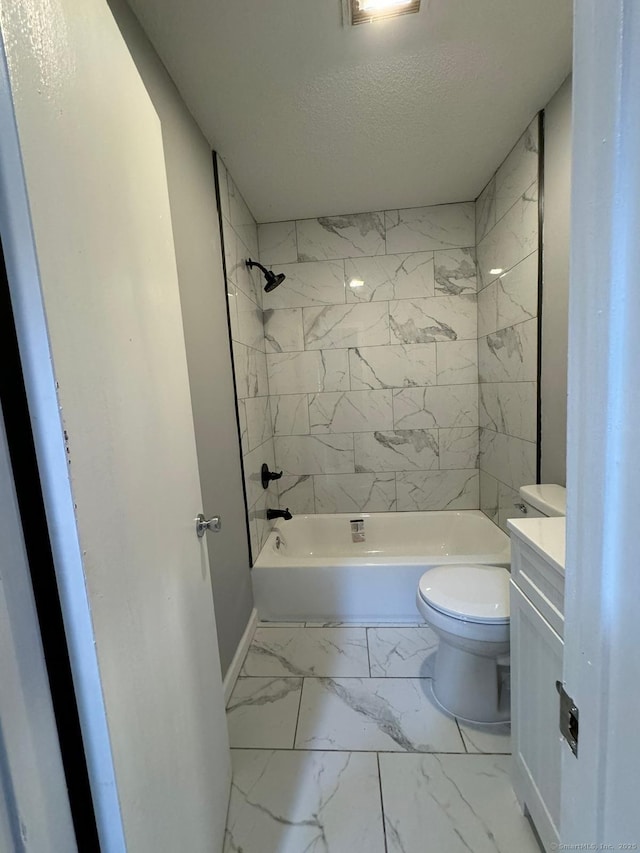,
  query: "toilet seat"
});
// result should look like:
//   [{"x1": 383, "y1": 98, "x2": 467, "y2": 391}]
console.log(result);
[{"x1": 418, "y1": 564, "x2": 510, "y2": 624}]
